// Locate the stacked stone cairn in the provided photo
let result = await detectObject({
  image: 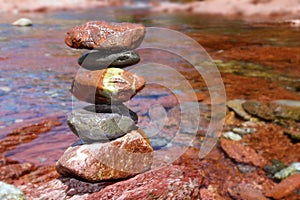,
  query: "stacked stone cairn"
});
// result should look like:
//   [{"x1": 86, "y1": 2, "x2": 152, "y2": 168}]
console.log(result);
[{"x1": 56, "y1": 21, "x2": 153, "y2": 182}]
